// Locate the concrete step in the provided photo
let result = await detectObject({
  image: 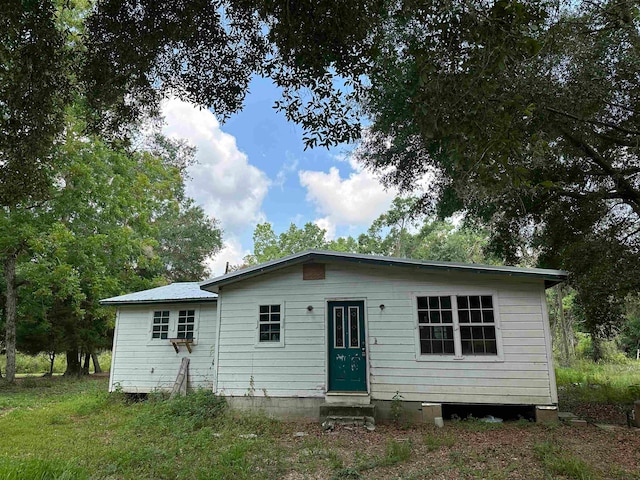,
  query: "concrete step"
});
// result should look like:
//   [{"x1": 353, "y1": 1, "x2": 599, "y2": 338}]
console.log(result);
[{"x1": 319, "y1": 403, "x2": 375, "y2": 424}]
